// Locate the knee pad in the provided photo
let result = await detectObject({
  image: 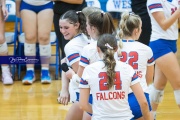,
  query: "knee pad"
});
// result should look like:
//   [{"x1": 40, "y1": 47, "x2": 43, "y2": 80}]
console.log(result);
[
  {"x1": 39, "y1": 44, "x2": 51, "y2": 57},
  {"x1": 0, "y1": 42, "x2": 8, "y2": 53},
  {"x1": 174, "y1": 90, "x2": 180, "y2": 105},
  {"x1": 149, "y1": 84, "x2": 164, "y2": 104},
  {"x1": 24, "y1": 43, "x2": 36, "y2": 56}
]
